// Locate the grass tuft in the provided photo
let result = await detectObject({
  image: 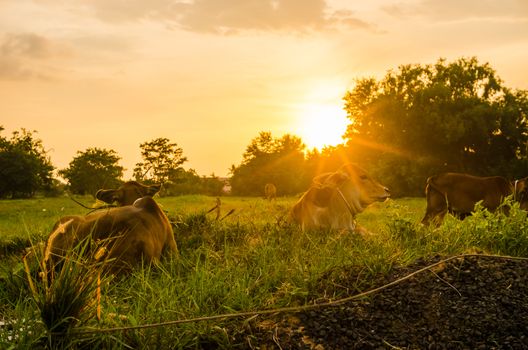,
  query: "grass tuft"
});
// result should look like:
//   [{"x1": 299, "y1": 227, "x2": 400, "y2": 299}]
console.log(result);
[{"x1": 22, "y1": 236, "x2": 110, "y2": 349}]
